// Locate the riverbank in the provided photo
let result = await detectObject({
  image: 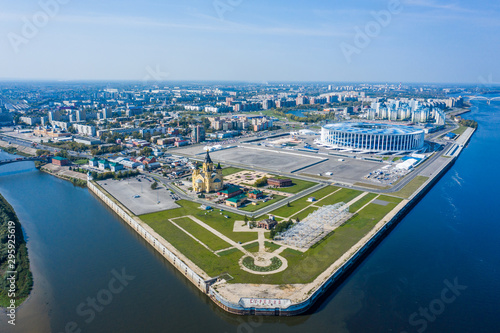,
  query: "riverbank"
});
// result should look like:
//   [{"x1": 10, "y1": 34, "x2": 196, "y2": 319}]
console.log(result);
[
  {"x1": 0, "y1": 140, "x2": 36, "y2": 157},
  {"x1": 40, "y1": 164, "x2": 88, "y2": 187},
  {"x1": 0, "y1": 193, "x2": 33, "y2": 309}
]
